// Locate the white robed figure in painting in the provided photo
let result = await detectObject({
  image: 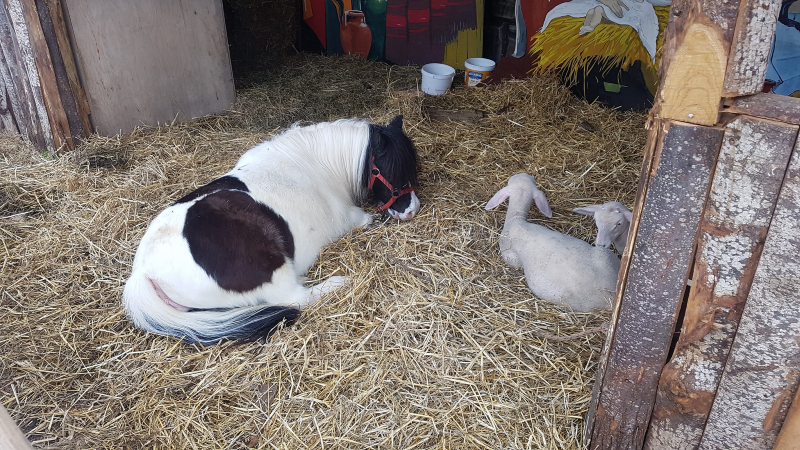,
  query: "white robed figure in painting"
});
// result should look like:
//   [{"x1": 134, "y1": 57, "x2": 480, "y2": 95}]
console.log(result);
[{"x1": 541, "y1": 0, "x2": 671, "y2": 63}]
